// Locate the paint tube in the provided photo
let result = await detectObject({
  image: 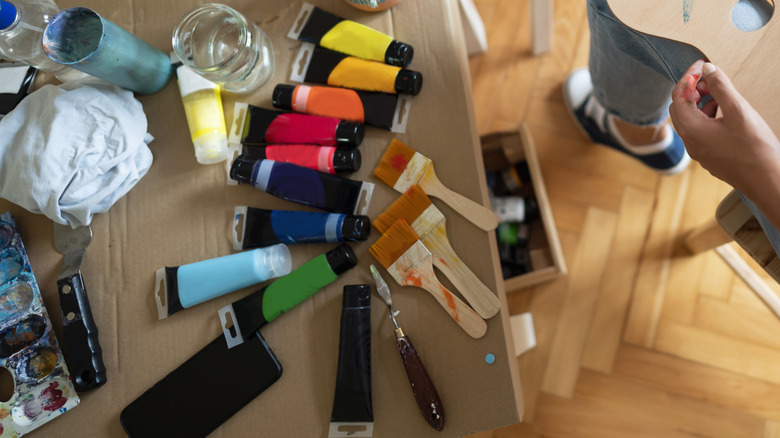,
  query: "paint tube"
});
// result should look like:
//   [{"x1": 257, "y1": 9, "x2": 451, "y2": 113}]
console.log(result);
[
  {"x1": 291, "y1": 43, "x2": 422, "y2": 95},
  {"x1": 173, "y1": 60, "x2": 230, "y2": 165},
  {"x1": 273, "y1": 84, "x2": 410, "y2": 132},
  {"x1": 329, "y1": 284, "x2": 373, "y2": 438},
  {"x1": 288, "y1": 2, "x2": 413, "y2": 67},
  {"x1": 490, "y1": 196, "x2": 538, "y2": 223},
  {"x1": 154, "y1": 244, "x2": 292, "y2": 319},
  {"x1": 232, "y1": 206, "x2": 370, "y2": 251},
  {"x1": 218, "y1": 243, "x2": 358, "y2": 348},
  {"x1": 230, "y1": 155, "x2": 374, "y2": 216},
  {"x1": 229, "y1": 102, "x2": 364, "y2": 147},
  {"x1": 241, "y1": 144, "x2": 361, "y2": 174}
]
